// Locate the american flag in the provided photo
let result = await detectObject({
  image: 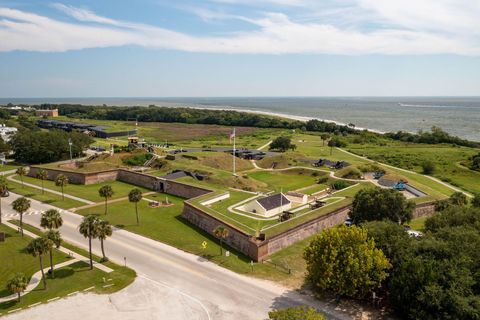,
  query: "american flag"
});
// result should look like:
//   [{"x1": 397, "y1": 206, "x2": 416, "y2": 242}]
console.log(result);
[{"x1": 229, "y1": 128, "x2": 236, "y2": 142}]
